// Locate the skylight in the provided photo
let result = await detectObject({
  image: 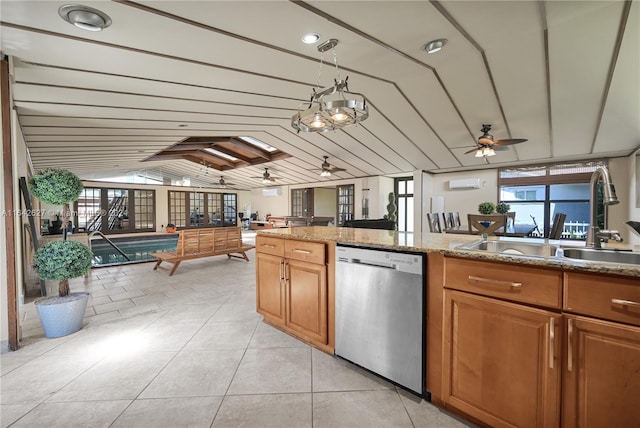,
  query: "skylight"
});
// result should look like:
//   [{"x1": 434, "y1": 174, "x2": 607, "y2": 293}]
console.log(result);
[
  {"x1": 240, "y1": 136, "x2": 277, "y2": 152},
  {"x1": 204, "y1": 148, "x2": 238, "y2": 161}
]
